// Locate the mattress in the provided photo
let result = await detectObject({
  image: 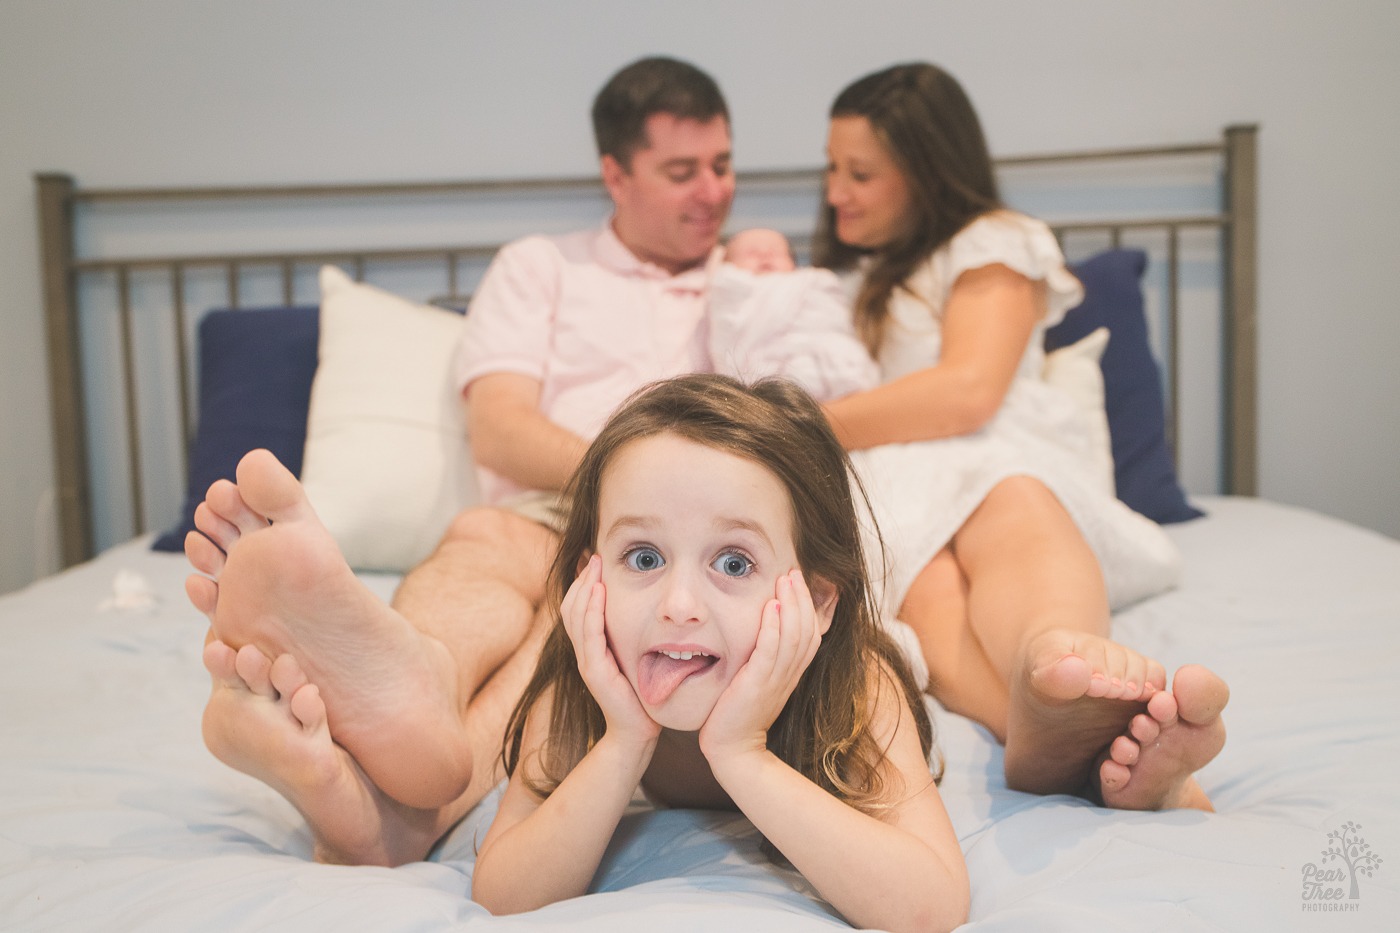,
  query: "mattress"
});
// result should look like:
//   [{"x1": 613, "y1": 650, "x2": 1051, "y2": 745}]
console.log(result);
[{"x1": 2, "y1": 496, "x2": 1397, "y2": 931}]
